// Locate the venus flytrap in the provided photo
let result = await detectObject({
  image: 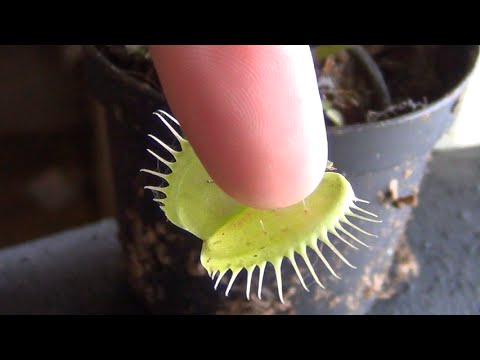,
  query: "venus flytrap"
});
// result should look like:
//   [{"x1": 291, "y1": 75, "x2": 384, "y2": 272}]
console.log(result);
[{"x1": 142, "y1": 110, "x2": 380, "y2": 303}]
